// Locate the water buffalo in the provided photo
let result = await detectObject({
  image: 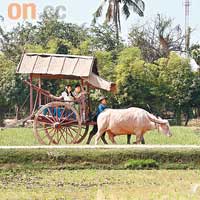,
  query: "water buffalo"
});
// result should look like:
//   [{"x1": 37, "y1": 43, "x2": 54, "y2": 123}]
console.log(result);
[{"x1": 95, "y1": 107, "x2": 172, "y2": 145}]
